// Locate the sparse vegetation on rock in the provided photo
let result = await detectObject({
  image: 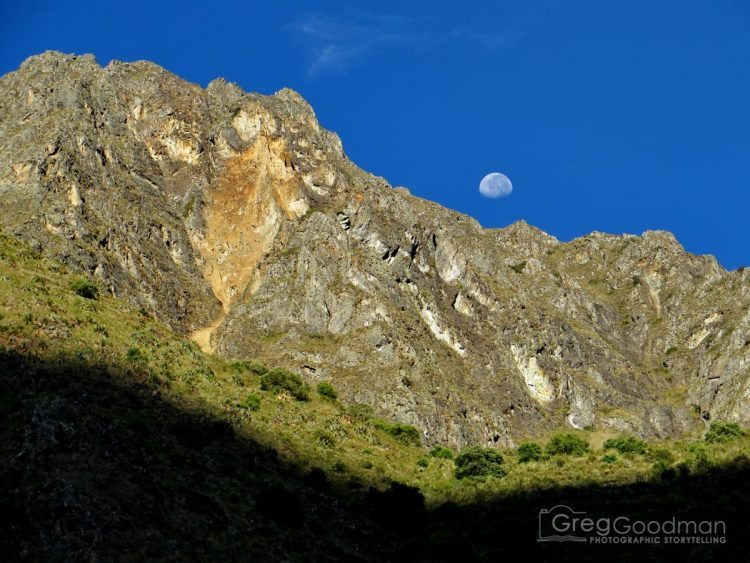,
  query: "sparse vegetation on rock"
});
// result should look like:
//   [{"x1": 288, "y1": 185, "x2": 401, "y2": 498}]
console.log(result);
[
  {"x1": 70, "y1": 278, "x2": 99, "y2": 299},
  {"x1": 317, "y1": 381, "x2": 338, "y2": 399},
  {"x1": 371, "y1": 418, "x2": 422, "y2": 446}
]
